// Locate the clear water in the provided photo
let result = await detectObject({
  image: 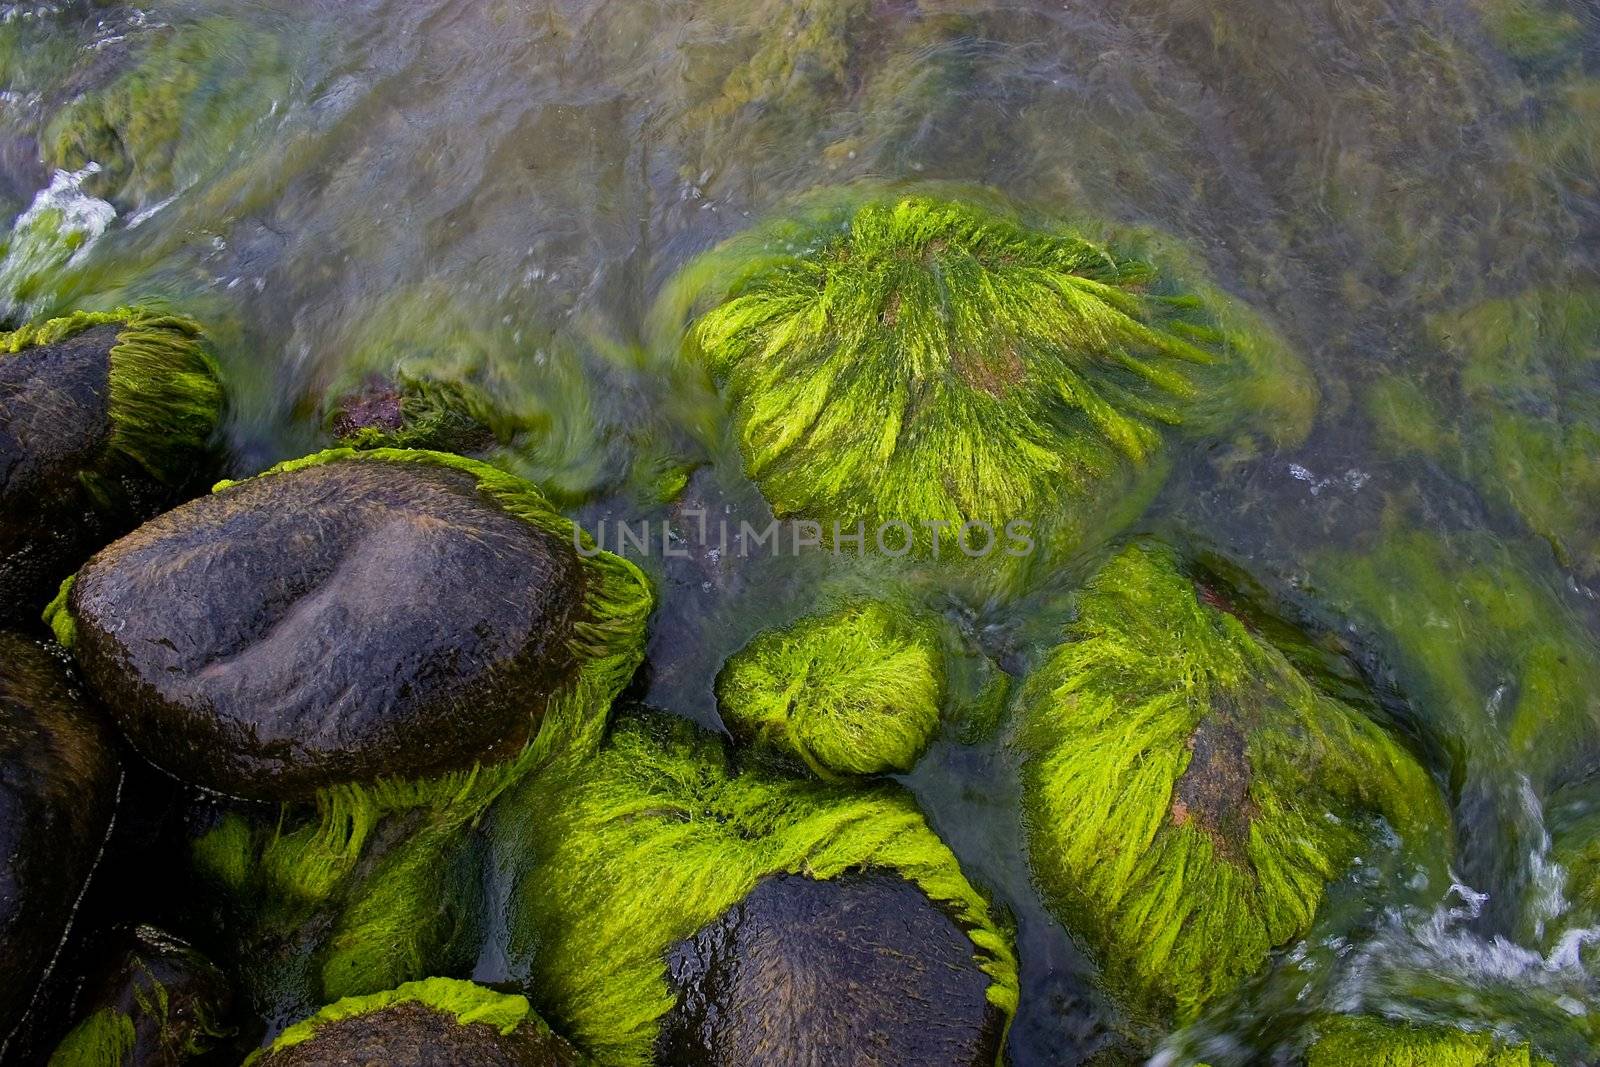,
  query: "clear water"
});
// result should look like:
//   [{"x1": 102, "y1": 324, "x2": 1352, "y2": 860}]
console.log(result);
[{"x1": 5, "y1": 0, "x2": 1600, "y2": 1062}]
